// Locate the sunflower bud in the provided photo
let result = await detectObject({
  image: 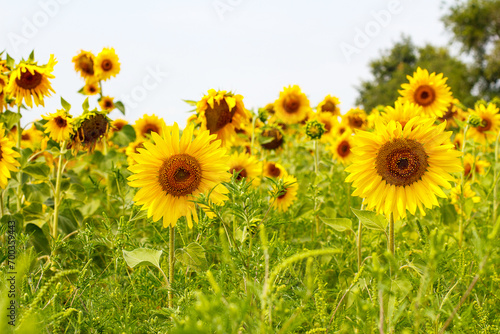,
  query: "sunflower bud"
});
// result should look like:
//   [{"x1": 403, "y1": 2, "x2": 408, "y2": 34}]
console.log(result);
[
  {"x1": 305, "y1": 120, "x2": 325, "y2": 140},
  {"x1": 258, "y1": 108, "x2": 269, "y2": 123},
  {"x1": 468, "y1": 114, "x2": 483, "y2": 128}
]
